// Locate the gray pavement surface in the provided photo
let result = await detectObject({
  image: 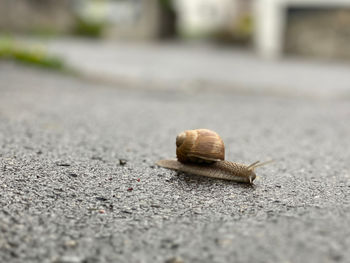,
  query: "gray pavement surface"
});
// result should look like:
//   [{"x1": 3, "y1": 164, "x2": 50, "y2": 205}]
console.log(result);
[
  {"x1": 1, "y1": 62, "x2": 350, "y2": 263},
  {"x1": 41, "y1": 38, "x2": 350, "y2": 99}
]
